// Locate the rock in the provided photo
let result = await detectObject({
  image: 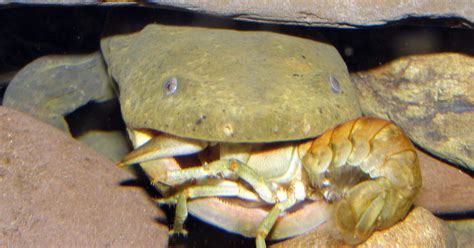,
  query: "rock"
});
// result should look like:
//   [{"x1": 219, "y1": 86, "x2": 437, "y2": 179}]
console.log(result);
[
  {"x1": 352, "y1": 53, "x2": 474, "y2": 170},
  {"x1": 359, "y1": 208, "x2": 456, "y2": 247},
  {"x1": 0, "y1": 0, "x2": 133, "y2": 6},
  {"x1": 1, "y1": 1, "x2": 473, "y2": 27},
  {"x1": 0, "y1": 106, "x2": 168, "y2": 247},
  {"x1": 77, "y1": 130, "x2": 131, "y2": 163},
  {"x1": 447, "y1": 219, "x2": 474, "y2": 248},
  {"x1": 272, "y1": 207, "x2": 456, "y2": 247},
  {"x1": 2, "y1": 52, "x2": 115, "y2": 132},
  {"x1": 415, "y1": 149, "x2": 474, "y2": 214},
  {"x1": 151, "y1": 1, "x2": 474, "y2": 27}
]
